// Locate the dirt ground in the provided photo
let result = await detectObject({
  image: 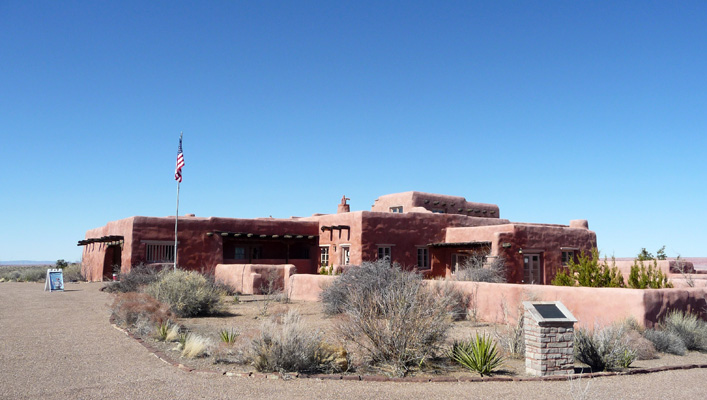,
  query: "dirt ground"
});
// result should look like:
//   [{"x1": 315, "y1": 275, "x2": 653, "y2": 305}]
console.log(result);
[
  {"x1": 2, "y1": 282, "x2": 707, "y2": 400},
  {"x1": 141, "y1": 293, "x2": 707, "y2": 379}
]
